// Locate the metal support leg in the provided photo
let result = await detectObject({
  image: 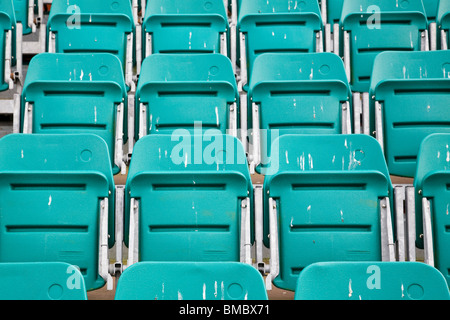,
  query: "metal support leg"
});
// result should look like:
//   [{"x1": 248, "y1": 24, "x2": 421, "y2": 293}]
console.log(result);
[
  {"x1": 267, "y1": 198, "x2": 279, "y2": 290},
  {"x1": 429, "y1": 22, "x2": 437, "y2": 51},
  {"x1": 23, "y1": 102, "x2": 33, "y2": 134},
  {"x1": 405, "y1": 186, "x2": 416, "y2": 261},
  {"x1": 362, "y1": 92, "x2": 370, "y2": 135},
  {"x1": 442, "y1": 30, "x2": 448, "y2": 50},
  {"x1": 254, "y1": 185, "x2": 265, "y2": 273},
  {"x1": 333, "y1": 23, "x2": 340, "y2": 56},
  {"x1": 394, "y1": 186, "x2": 406, "y2": 261},
  {"x1": 343, "y1": 31, "x2": 351, "y2": 82},
  {"x1": 229, "y1": 102, "x2": 237, "y2": 138},
  {"x1": 99, "y1": 198, "x2": 113, "y2": 290},
  {"x1": 125, "y1": 33, "x2": 135, "y2": 90},
  {"x1": 342, "y1": 101, "x2": 351, "y2": 134},
  {"x1": 380, "y1": 197, "x2": 396, "y2": 262},
  {"x1": 127, "y1": 198, "x2": 140, "y2": 269},
  {"x1": 422, "y1": 198, "x2": 434, "y2": 266},
  {"x1": 12, "y1": 94, "x2": 20, "y2": 133},
  {"x1": 240, "y1": 197, "x2": 252, "y2": 265},
  {"x1": 251, "y1": 102, "x2": 261, "y2": 174},
  {"x1": 127, "y1": 93, "x2": 135, "y2": 159},
  {"x1": 135, "y1": 24, "x2": 142, "y2": 77},
  {"x1": 113, "y1": 186, "x2": 125, "y2": 275},
  {"x1": 375, "y1": 101, "x2": 384, "y2": 152},
  {"x1": 220, "y1": 32, "x2": 228, "y2": 57},
  {"x1": 115, "y1": 103, "x2": 126, "y2": 175},
  {"x1": 145, "y1": 33, "x2": 152, "y2": 57},
  {"x1": 138, "y1": 103, "x2": 147, "y2": 139},
  {"x1": 4, "y1": 30, "x2": 13, "y2": 90},
  {"x1": 421, "y1": 30, "x2": 430, "y2": 51},
  {"x1": 353, "y1": 92, "x2": 361, "y2": 134}
]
